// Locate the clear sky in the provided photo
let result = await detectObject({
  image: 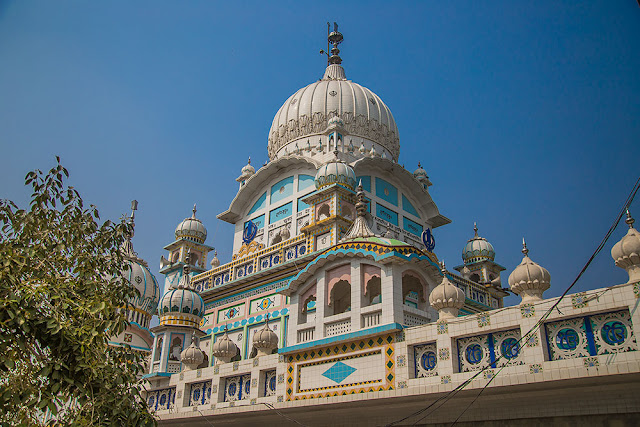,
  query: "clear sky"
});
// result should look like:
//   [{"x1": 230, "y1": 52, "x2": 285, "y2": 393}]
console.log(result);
[{"x1": 1, "y1": 1, "x2": 639, "y2": 306}]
